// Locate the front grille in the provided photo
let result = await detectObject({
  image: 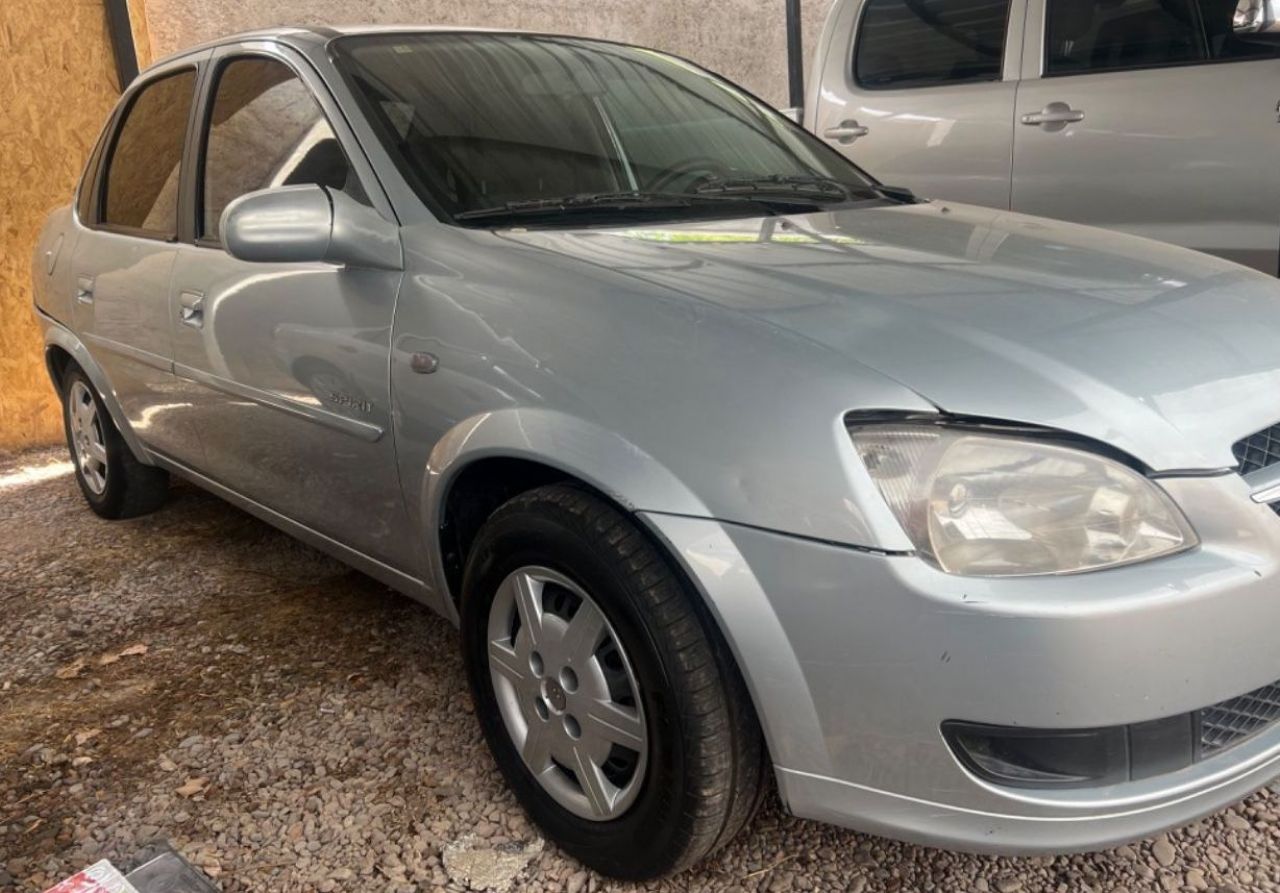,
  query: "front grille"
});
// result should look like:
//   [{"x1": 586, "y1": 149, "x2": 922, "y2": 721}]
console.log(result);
[
  {"x1": 1200, "y1": 680, "x2": 1280, "y2": 757},
  {"x1": 1234, "y1": 423, "x2": 1280, "y2": 475}
]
